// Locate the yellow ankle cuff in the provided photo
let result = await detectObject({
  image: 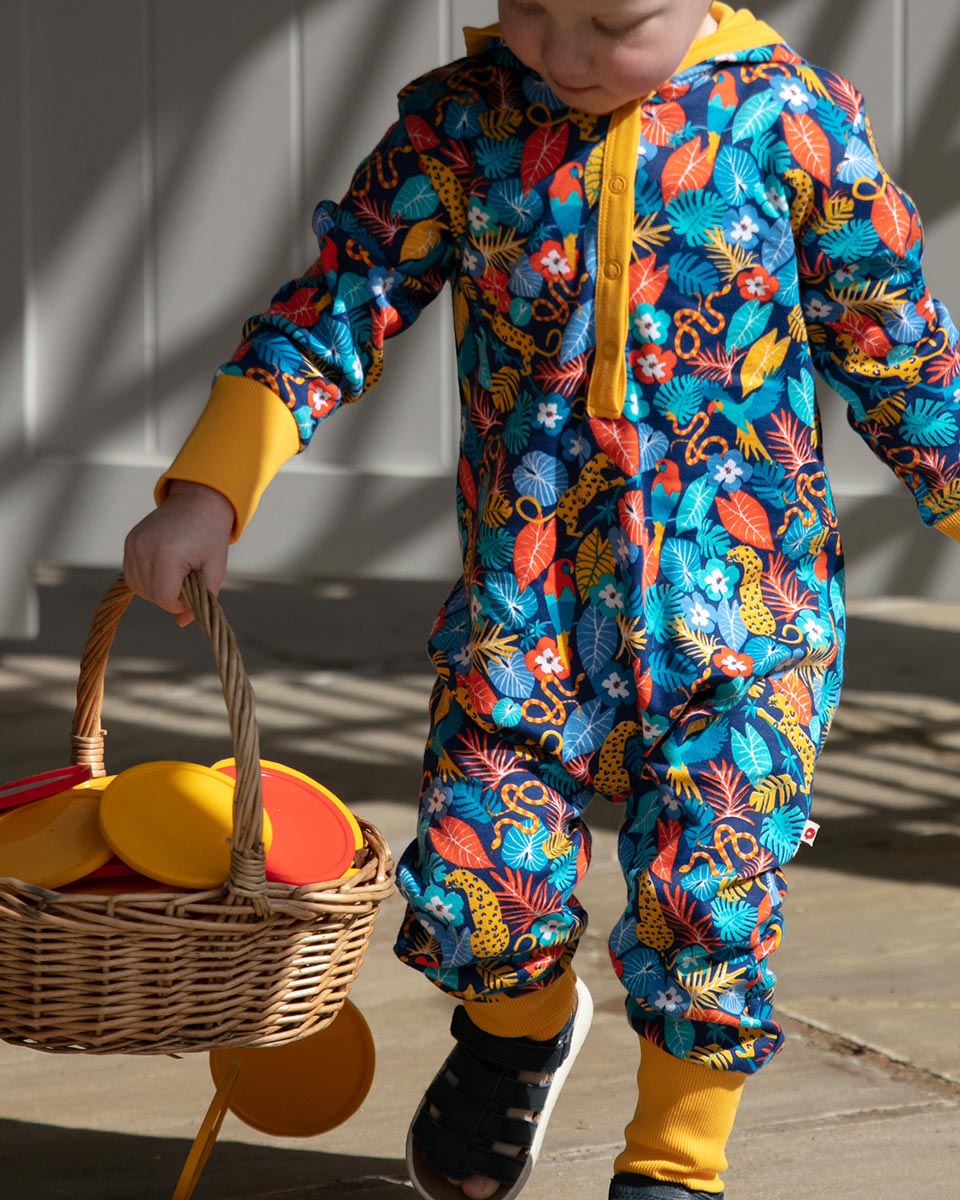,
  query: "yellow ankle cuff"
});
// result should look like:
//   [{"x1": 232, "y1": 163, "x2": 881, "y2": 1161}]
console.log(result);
[
  {"x1": 463, "y1": 971, "x2": 577, "y2": 1041},
  {"x1": 615, "y1": 1039, "x2": 745, "y2": 1194}
]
